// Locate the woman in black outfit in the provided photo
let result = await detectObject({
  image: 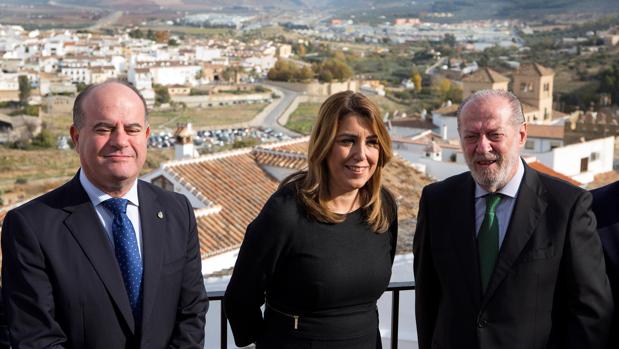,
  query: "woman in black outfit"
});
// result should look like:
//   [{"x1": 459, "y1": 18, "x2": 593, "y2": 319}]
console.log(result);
[{"x1": 224, "y1": 90, "x2": 398, "y2": 349}]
